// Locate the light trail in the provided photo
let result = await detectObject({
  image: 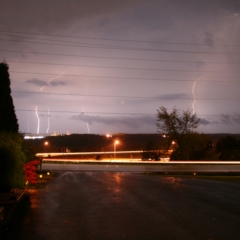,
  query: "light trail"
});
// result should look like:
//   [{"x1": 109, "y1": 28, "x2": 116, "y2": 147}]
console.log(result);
[
  {"x1": 192, "y1": 77, "x2": 200, "y2": 114},
  {"x1": 35, "y1": 106, "x2": 40, "y2": 134}
]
